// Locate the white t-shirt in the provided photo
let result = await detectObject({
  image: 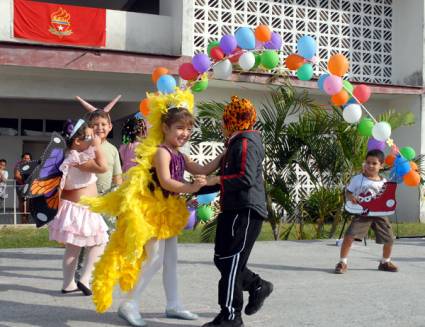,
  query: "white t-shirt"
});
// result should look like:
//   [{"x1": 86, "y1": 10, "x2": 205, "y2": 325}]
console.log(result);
[
  {"x1": 346, "y1": 173, "x2": 386, "y2": 197},
  {"x1": 0, "y1": 170, "x2": 8, "y2": 198}
]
